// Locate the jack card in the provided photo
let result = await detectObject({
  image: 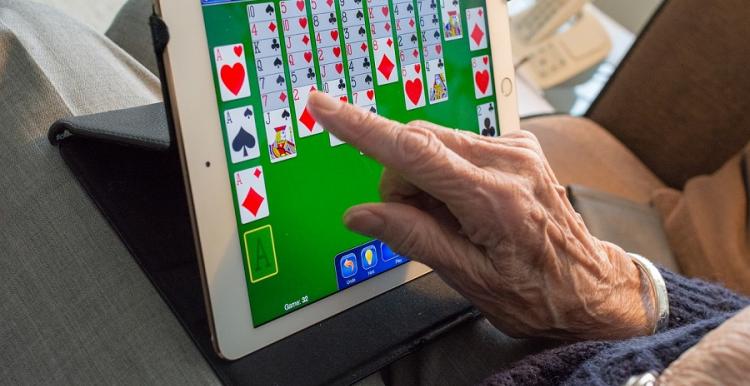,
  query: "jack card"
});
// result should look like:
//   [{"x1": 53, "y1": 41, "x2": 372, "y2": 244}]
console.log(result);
[{"x1": 264, "y1": 107, "x2": 298, "y2": 163}]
